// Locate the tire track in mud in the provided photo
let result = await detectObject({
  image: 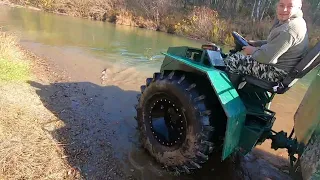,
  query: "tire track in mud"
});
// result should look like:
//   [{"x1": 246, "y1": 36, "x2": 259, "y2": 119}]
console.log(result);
[{"x1": 22, "y1": 42, "x2": 293, "y2": 180}]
